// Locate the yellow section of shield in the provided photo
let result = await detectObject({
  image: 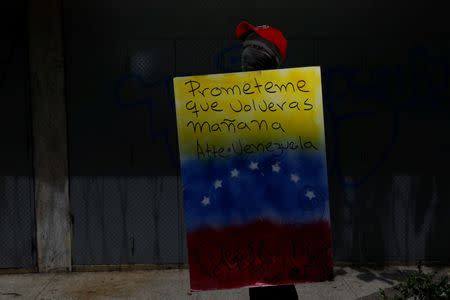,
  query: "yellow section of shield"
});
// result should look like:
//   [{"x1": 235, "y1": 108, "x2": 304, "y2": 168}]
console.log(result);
[{"x1": 173, "y1": 67, "x2": 325, "y2": 159}]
